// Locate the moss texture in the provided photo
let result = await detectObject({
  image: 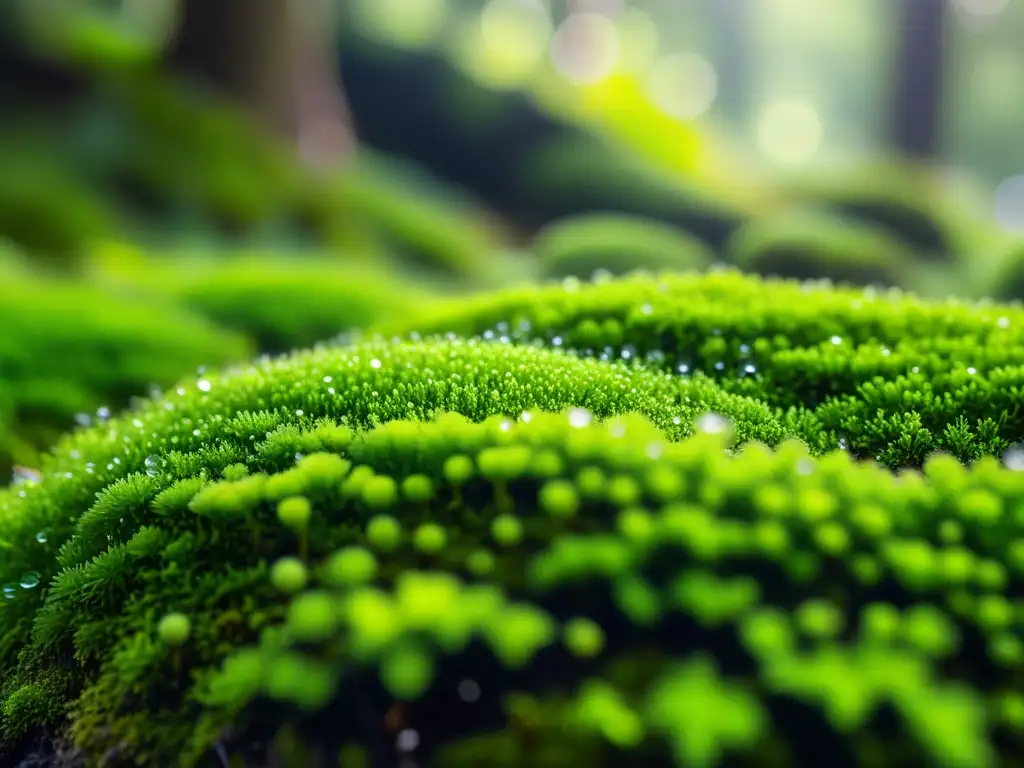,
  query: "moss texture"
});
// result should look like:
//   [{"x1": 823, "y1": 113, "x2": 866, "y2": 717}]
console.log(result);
[{"x1": 2, "y1": 274, "x2": 1024, "y2": 767}]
